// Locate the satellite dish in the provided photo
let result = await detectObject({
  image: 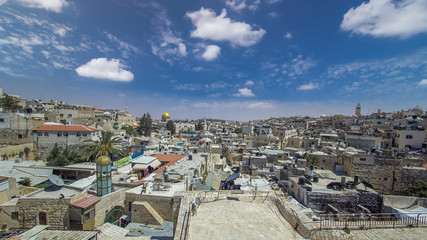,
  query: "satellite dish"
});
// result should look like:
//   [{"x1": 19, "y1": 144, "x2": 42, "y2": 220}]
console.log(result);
[{"x1": 48, "y1": 174, "x2": 64, "y2": 187}]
